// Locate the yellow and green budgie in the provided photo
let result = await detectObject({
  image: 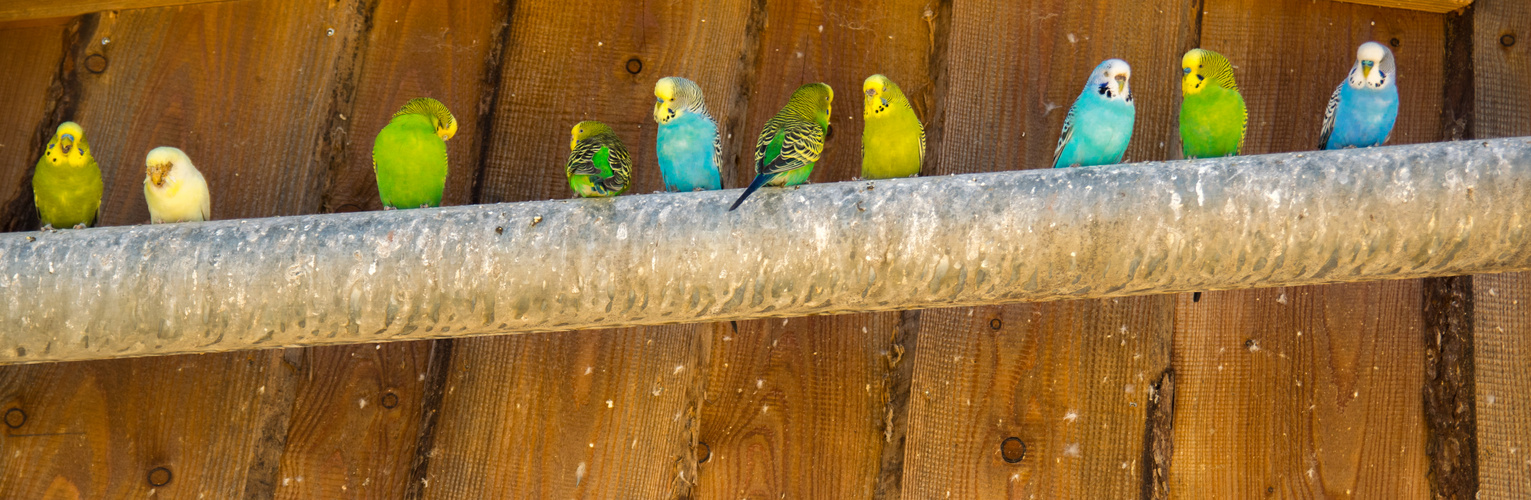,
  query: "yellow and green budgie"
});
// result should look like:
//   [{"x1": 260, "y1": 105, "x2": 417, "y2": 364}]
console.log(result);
[
  {"x1": 565, "y1": 121, "x2": 632, "y2": 197},
  {"x1": 730, "y1": 83, "x2": 833, "y2": 211},
  {"x1": 1179, "y1": 49, "x2": 1247, "y2": 159},
  {"x1": 373, "y1": 97, "x2": 456, "y2": 209},
  {"x1": 861, "y1": 74, "x2": 924, "y2": 179},
  {"x1": 33, "y1": 121, "x2": 103, "y2": 229}
]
